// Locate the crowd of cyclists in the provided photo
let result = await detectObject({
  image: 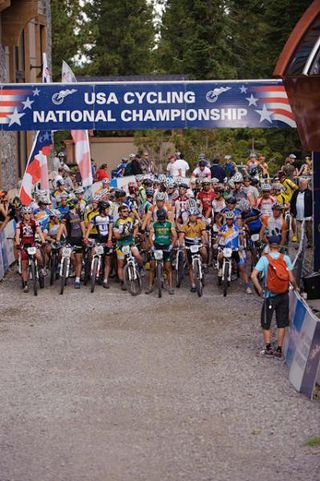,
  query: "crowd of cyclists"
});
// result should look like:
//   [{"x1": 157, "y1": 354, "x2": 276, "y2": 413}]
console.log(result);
[{"x1": 0, "y1": 150, "x2": 309, "y2": 297}]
